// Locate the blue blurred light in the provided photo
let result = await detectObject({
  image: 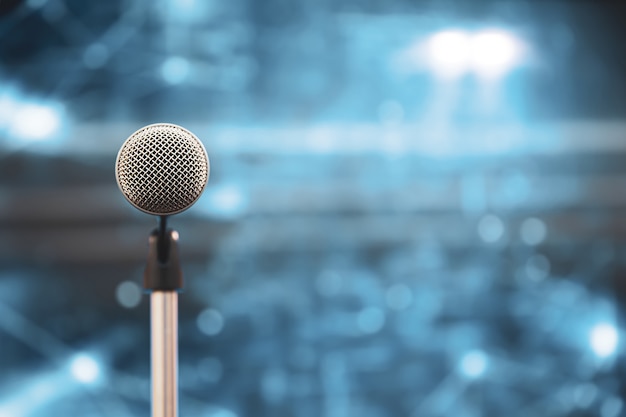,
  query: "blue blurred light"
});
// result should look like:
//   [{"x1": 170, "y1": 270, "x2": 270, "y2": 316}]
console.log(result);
[
  {"x1": 520, "y1": 217, "x2": 547, "y2": 246},
  {"x1": 171, "y1": 0, "x2": 198, "y2": 16},
  {"x1": 83, "y1": 43, "x2": 110, "y2": 69},
  {"x1": 161, "y1": 56, "x2": 191, "y2": 85},
  {"x1": 194, "y1": 184, "x2": 248, "y2": 220},
  {"x1": 378, "y1": 100, "x2": 405, "y2": 125},
  {"x1": 0, "y1": 93, "x2": 17, "y2": 129},
  {"x1": 115, "y1": 280, "x2": 142, "y2": 309},
  {"x1": 525, "y1": 254, "x2": 551, "y2": 282},
  {"x1": 162, "y1": 0, "x2": 218, "y2": 24},
  {"x1": 316, "y1": 270, "x2": 343, "y2": 297},
  {"x1": 6, "y1": 101, "x2": 64, "y2": 142},
  {"x1": 601, "y1": 397, "x2": 624, "y2": 417},
  {"x1": 589, "y1": 323, "x2": 619, "y2": 359},
  {"x1": 197, "y1": 308, "x2": 224, "y2": 336},
  {"x1": 69, "y1": 353, "x2": 102, "y2": 384},
  {"x1": 477, "y1": 214, "x2": 504, "y2": 243},
  {"x1": 460, "y1": 174, "x2": 487, "y2": 214},
  {"x1": 425, "y1": 28, "x2": 525, "y2": 80},
  {"x1": 459, "y1": 350, "x2": 489, "y2": 379},
  {"x1": 357, "y1": 307, "x2": 385, "y2": 334},
  {"x1": 0, "y1": 374, "x2": 63, "y2": 416},
  {"x1": 470, "y1": 30, "x2": 524, "y2": 80},
  {"x1": 26, "y1": 0, "x2": 47, "y2": 9},
  {"x1": 427, "y1": 30, "x2": 471, "y2": 79},
  {"x1": 385, "y1": 283, "x2": 413, "y2": 310},
  {"x1": 206, "y1": 407, "x2": 238, "y2": 417},
  {"x1": 261, "y1": 368, "x2": 288, "y2": 404},
  {"x1": 175, "y1": 0, "x2": 196, "y2": 8},
  {"x1": 0, "y1": 89, "x2": 67, "y2": 147},
  {"x1": 573, "y1": 383, "x2": 598, "y2": 408}
]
